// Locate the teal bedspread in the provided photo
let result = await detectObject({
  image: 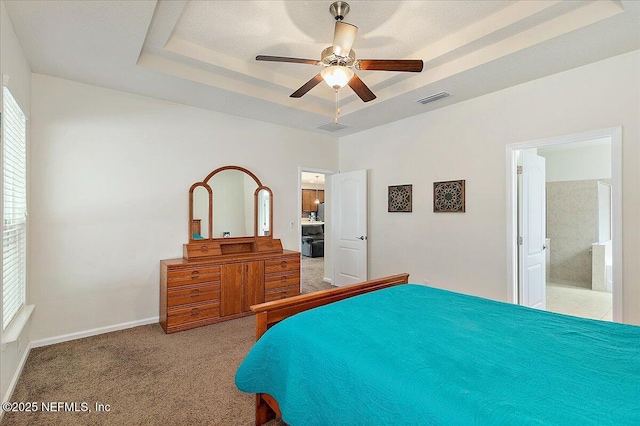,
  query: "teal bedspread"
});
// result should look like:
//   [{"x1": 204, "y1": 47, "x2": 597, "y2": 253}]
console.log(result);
[{"x1": 235, "y1": 284, "x2": 640, "y2": 425}]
